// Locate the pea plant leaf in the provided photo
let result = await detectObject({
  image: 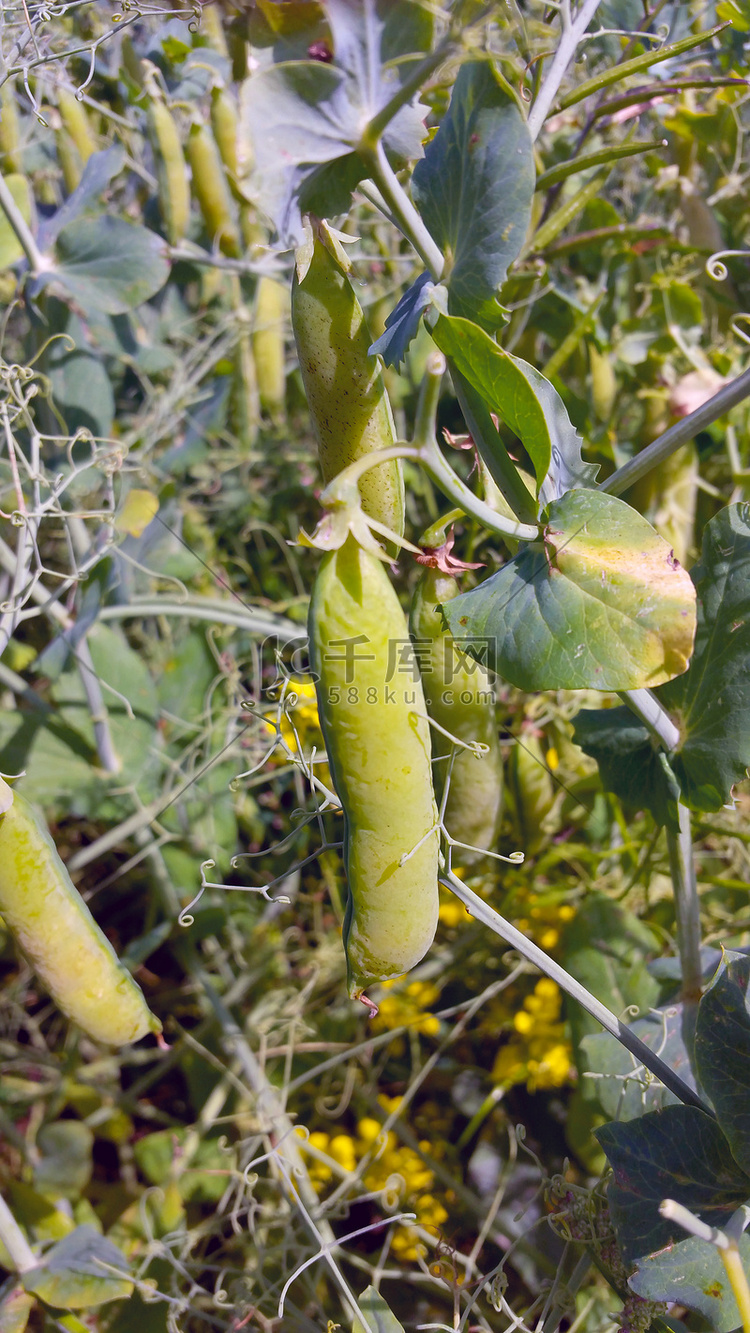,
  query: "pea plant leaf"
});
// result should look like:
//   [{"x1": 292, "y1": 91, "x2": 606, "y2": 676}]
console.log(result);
[
  {"x1": 352, "y1": 1286, "x2": 405, "y2": 1333},
  {"x1": 369, "y1": 270, "x2": 437, "y2": 368},
  {"x1": 595, "y1": 1106, "x2": 750, "y2": 1265},
  {"x1": 37, "y1": 143, "x2": 126, "y2": 251},
  {"x1": 21, "y1": 1226, "x2": 133, "y2": 1309},
  {"x1": 441, "y1": 489, "x2": 696, "y2": 691},
  {"x1": 432, "y1": 313, "x2": 599, "y2": 504},
  {"x1": 695, "y1": 951, "x2": 750, "y2": 1177},
  {"x1": 581, "y1": 1004, "x2": 696, "y2": 1121},
  {"x1": 572, "y1": 706, "x2": 681, "y2": 830},
  {"x1": 630, "y1": 1229, "x2": 750, "y2": 1333},
  {"x1": 34, "y1": 216, "x2": 171, "y2": 316},
  {"x1": 411, "y1": 61, "x2": 535, "y2": 328},
  {"x1": 241, "y1": 0, "x2": 432, "y2": 246},
  {"x1": 657, "y1": 503, "x2": 750, "y2": 812}
]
